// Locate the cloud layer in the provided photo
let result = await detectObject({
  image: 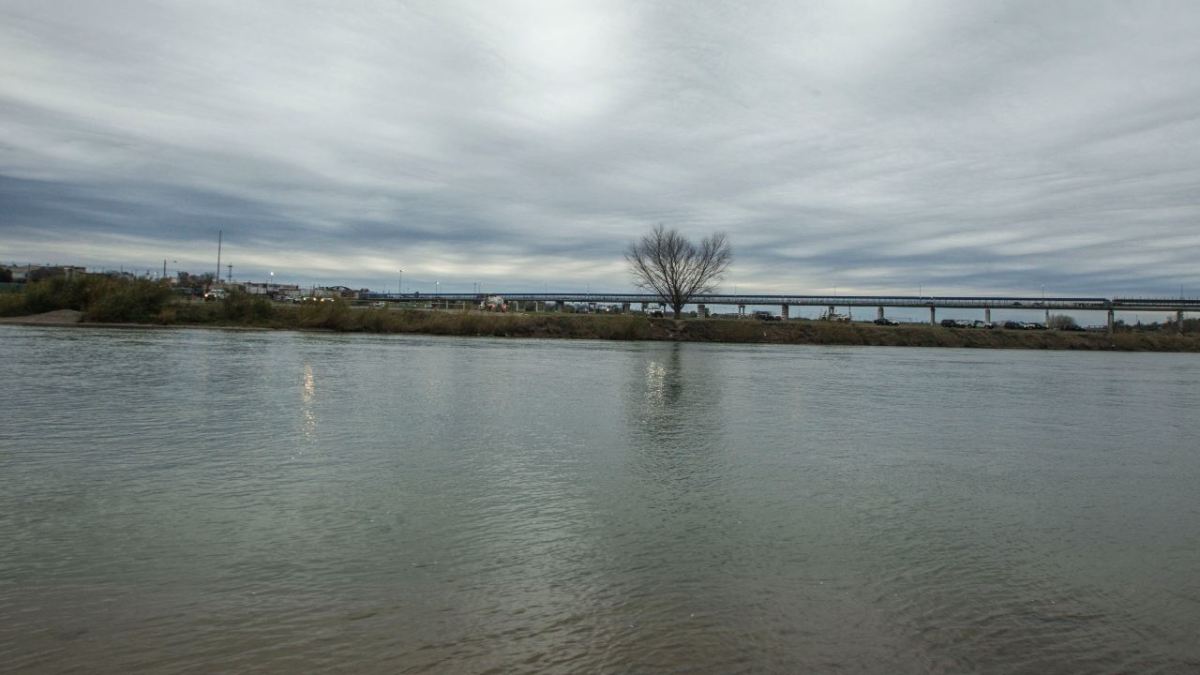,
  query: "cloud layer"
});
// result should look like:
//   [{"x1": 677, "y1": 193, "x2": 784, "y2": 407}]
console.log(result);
[{"x1": 3, "y1": 0, "x2": 1199, "y2": 295}]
